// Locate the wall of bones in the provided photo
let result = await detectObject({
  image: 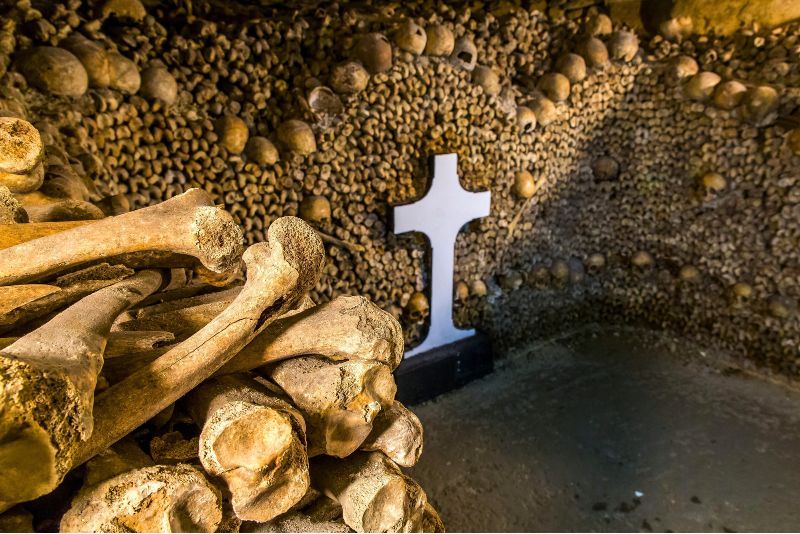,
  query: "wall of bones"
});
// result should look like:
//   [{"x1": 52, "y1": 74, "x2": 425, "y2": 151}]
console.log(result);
[{"x1": 2, "y1": 0, "x2": 800, "y2": 378}]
